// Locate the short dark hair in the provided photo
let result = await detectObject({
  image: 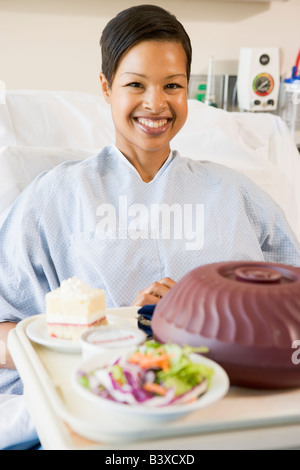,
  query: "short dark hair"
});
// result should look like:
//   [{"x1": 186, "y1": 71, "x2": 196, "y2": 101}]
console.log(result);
[{"x1": 100, "y1": 4, "x2": 192, "y2": 88}]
